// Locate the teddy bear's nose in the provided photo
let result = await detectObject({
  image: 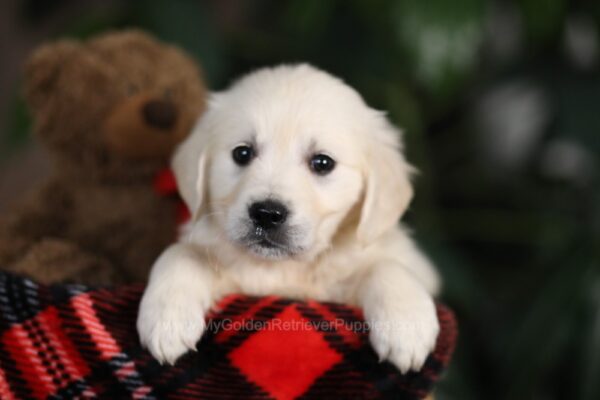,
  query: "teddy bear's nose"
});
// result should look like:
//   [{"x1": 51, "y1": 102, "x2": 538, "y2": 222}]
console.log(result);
[{"x1": 142, "y1": 99, "x2": 177, "y2": 130}]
